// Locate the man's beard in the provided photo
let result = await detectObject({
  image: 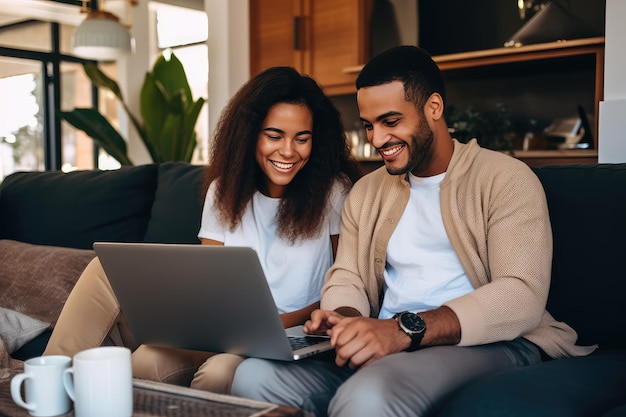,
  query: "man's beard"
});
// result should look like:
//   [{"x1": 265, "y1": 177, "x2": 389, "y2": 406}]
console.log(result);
[{"x1": 385, "y1": 118, "x2": 434, "y2": 176}]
